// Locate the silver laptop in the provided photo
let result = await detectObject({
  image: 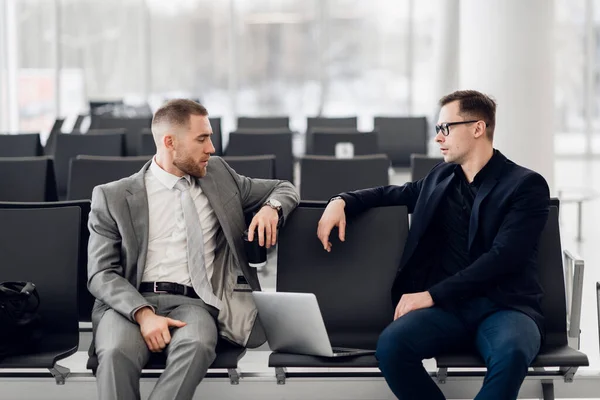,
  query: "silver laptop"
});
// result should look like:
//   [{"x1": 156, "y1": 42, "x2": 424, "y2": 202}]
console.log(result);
[{"x1": 252, "y1": 291, "x2": 376, "y2": 358}]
